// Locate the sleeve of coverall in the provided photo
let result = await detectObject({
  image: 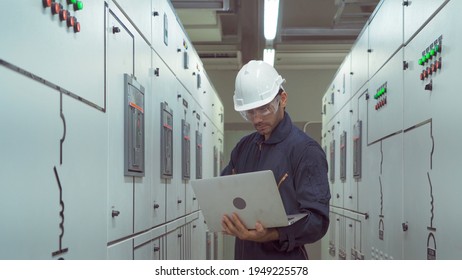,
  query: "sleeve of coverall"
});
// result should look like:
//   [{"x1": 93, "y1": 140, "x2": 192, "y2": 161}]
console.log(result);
[{"x1": 273, "y1": 143, "x2": 331, "y2": 252}]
